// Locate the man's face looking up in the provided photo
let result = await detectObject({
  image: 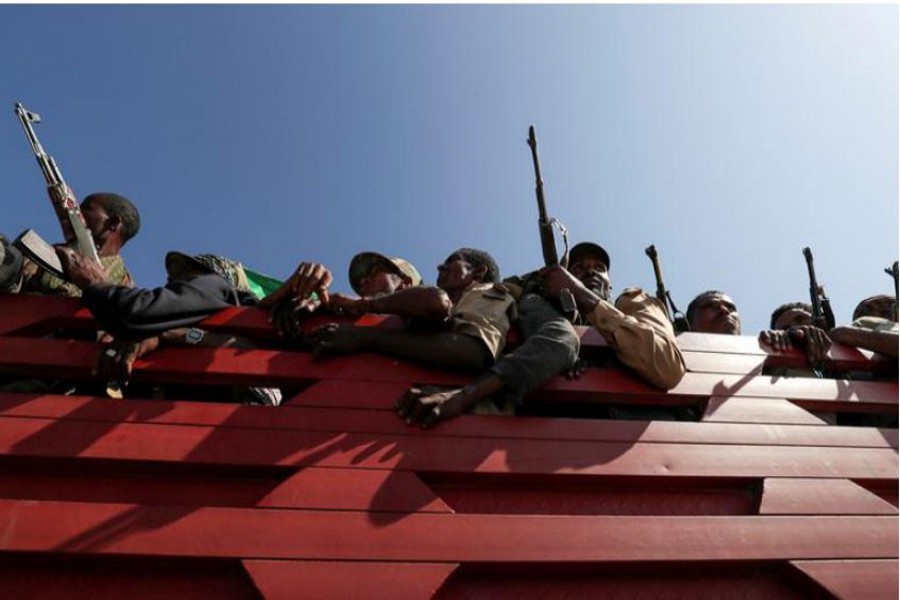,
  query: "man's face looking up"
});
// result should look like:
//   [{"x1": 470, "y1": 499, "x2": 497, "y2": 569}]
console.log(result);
[
  {"x1": 569, "y1": 253, "x2": 611, "y2": 301},
  {"x1": 692, "y1": 293, "x2": 741, "y2": 335},
  {"x1": 358, "y1": 263, "x2": 407, "y2": 298},
  {"x1": 436, "y1": 253, "x2": 480, "y2": 293},
  {"x1": 773, "y1": 308, "x2": 813, "y2": 330}
]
